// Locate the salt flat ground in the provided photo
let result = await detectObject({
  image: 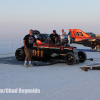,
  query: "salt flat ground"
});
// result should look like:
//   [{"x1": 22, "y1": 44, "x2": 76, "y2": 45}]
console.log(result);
[{"x1": 0, "y1": 51, "x2": 100, "y2": 100}]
